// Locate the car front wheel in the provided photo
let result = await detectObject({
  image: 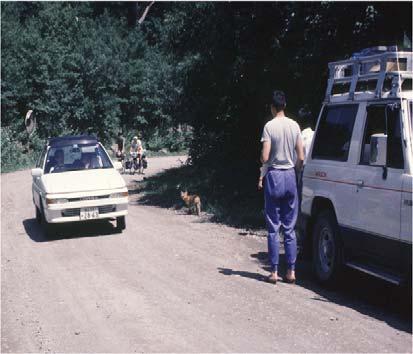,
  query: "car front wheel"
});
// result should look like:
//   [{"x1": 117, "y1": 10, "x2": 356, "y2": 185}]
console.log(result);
[
  {"x1": 40, "y1": 204, "x2": 55, "y2": 238},
  {"x1": 35, "y1": 206, "x2": 41, "y2": 224},
  {"x1": 312, "y1": 210, "x2": 343, "y2": 285},
  {"x1": 116, "y1": 216, "x2": 126, "y2": 231}
]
